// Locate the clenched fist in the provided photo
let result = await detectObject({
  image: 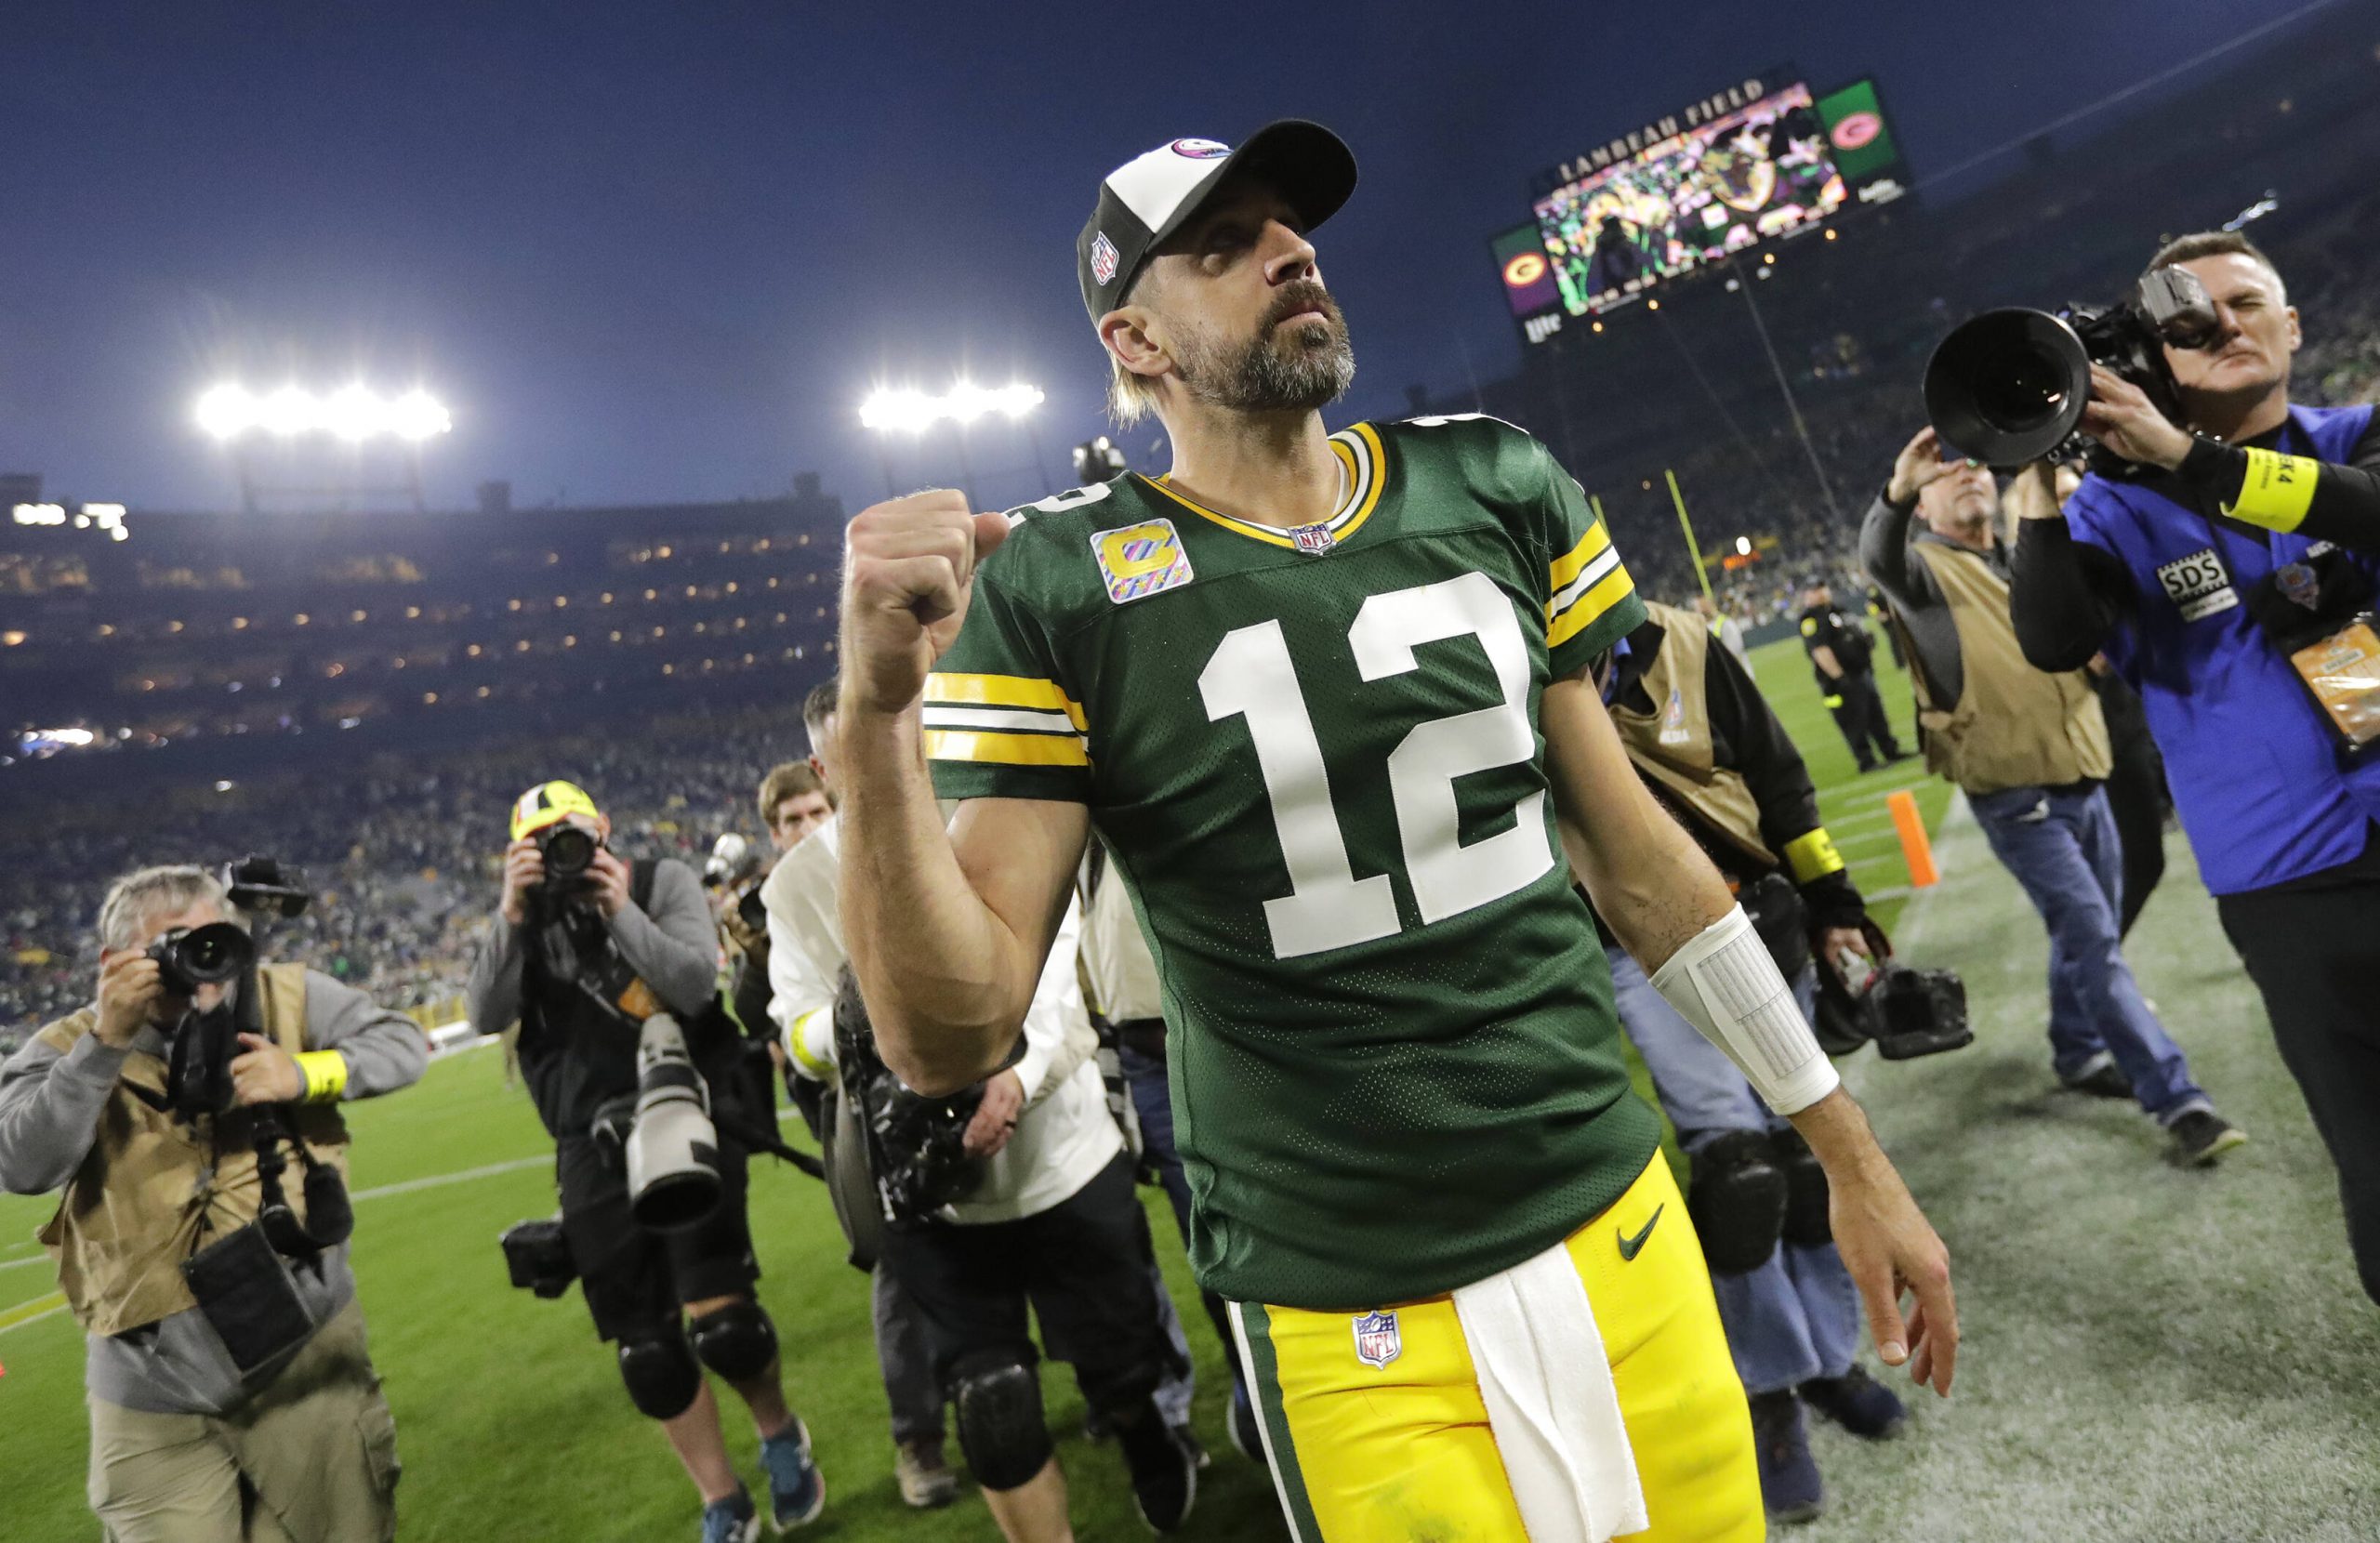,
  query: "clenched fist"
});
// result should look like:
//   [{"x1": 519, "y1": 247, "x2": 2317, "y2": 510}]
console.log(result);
[{"x1": 840, "y1": 490, "x2": 1012, "y2": 715}]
